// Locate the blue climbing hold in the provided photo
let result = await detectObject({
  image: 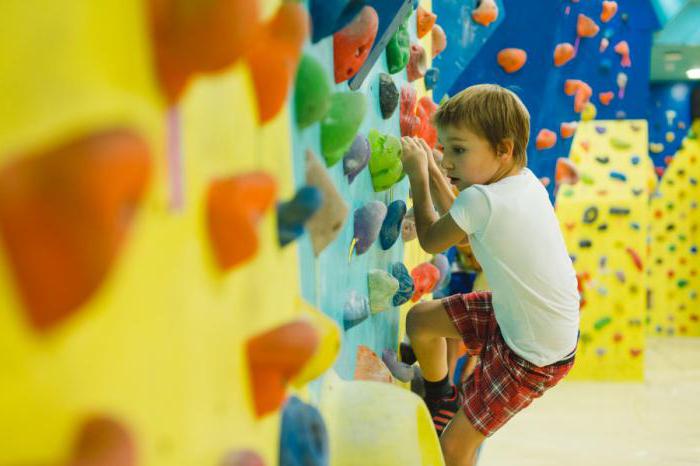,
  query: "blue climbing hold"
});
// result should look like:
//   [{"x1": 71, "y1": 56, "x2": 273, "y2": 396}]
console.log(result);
[
  {"x1": 424, "y1": 68, "x2": 439, "y2": 91},
  {"x1": 278, "y1": 187, "x2": 323, "y2": 247},
  {"x1": 343, "y1": 291, "x2": 371, "y2": 330},
  {"x1": 599, "y1": 58, "x2": 612, "y2": 75},
  {"x1": 610, "y1": 171, "x2": 627, "y2": 182},
  {"x1": 630, "y1": 155, "x2": 640, "y2": 165},
  {"x1": 629, "y1": 222, "x2": 640, "y2": 230},
  {"x1": 279, "y1": 396, "x2": 329, "y2": 466},
  {"x1": 609, "y1": 206, "x2": 630, "y2": 215},
  {"x1": 379, "y1": 200, "x2": 407, "y2": 250},
  {"x1": 391, "y1": 262, "x2": 414, "y2": 306}
]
